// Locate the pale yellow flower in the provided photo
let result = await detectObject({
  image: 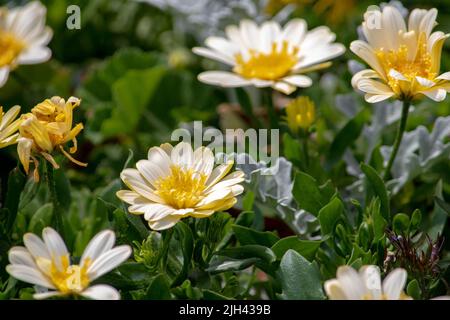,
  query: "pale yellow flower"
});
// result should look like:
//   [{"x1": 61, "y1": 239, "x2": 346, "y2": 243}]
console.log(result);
[
  {"x1": 117, "y1": 142, "x2": 245, "y2": 230},
  {"x1": 284, "y1": 96, "x2": 315, "y2": 133},
  {"x1": 351, "y1": 6, "x2": 450, "y2": 103},
  {"x1": 324, "y1": 265, "x2": 412, "y2": 300},
  {"x1": 6, "y1": 227, "x2": 131, "y2": 300},
  {"x1": 17, "y1": 96, "x2": 86, "y2": 181},
  {"x1": 193, "y1": 19, "x2": 345, "y2": 94},
  {"x1": 0, "y1": 105, "x2": 21, "y2": 148},
  {"x1": 0, "y1": 1, "x2": 52, "y2": 87}
]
